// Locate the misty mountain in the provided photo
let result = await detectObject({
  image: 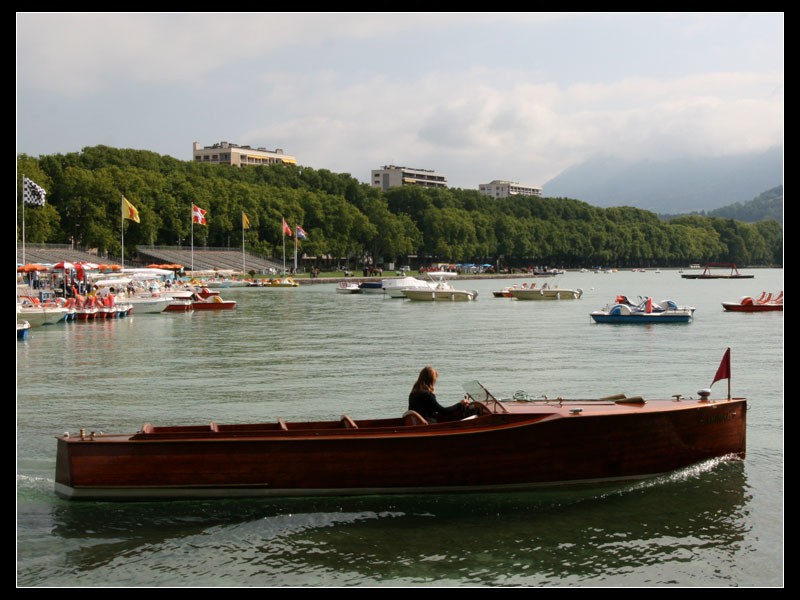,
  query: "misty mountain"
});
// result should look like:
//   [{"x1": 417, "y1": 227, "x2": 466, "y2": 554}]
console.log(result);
[
  {"x1": 706, "y1": 186, "x2": 783, "y2": 223},
  {"x1": 542, "y1": 146, "x2": 783, "y2": 214}
]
